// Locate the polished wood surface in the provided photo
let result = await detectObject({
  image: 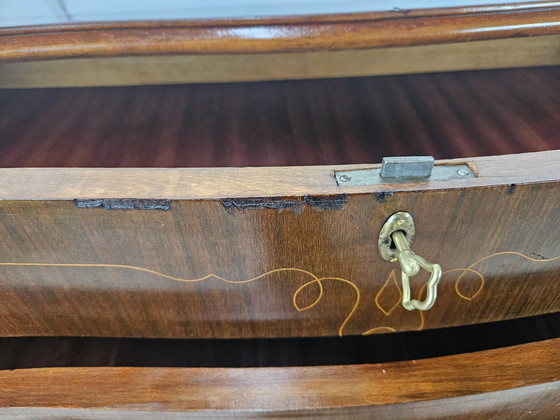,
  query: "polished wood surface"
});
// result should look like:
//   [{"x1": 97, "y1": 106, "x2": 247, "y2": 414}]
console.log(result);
[
  {"x1": 2, "y1": 35, "x2": 560, "y2": 88},
  {"x1": 0, "y1": 67, "x2": 559, "y2": 339},
  {"x1": 2, "y1": 7, "x2": 559, "y2": 415},
  {"x1": 0, "y1": 35, "x2": 560, "y2": 88},
  {"x1": 0, "y1": 67, "x2": 558, "y2": 168},
  {"x1": 2, "y1": 3, "x2": 560, "y2": 61},
  {"x1": 2, "y1": 385, "x2": 559, "y2": 418},
  {"x1": 0, "y1": 338, "x2": 558, "y2": 416},
  {"x1": 0, "y1": 153, "x2": 558, "y2": 338}
]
